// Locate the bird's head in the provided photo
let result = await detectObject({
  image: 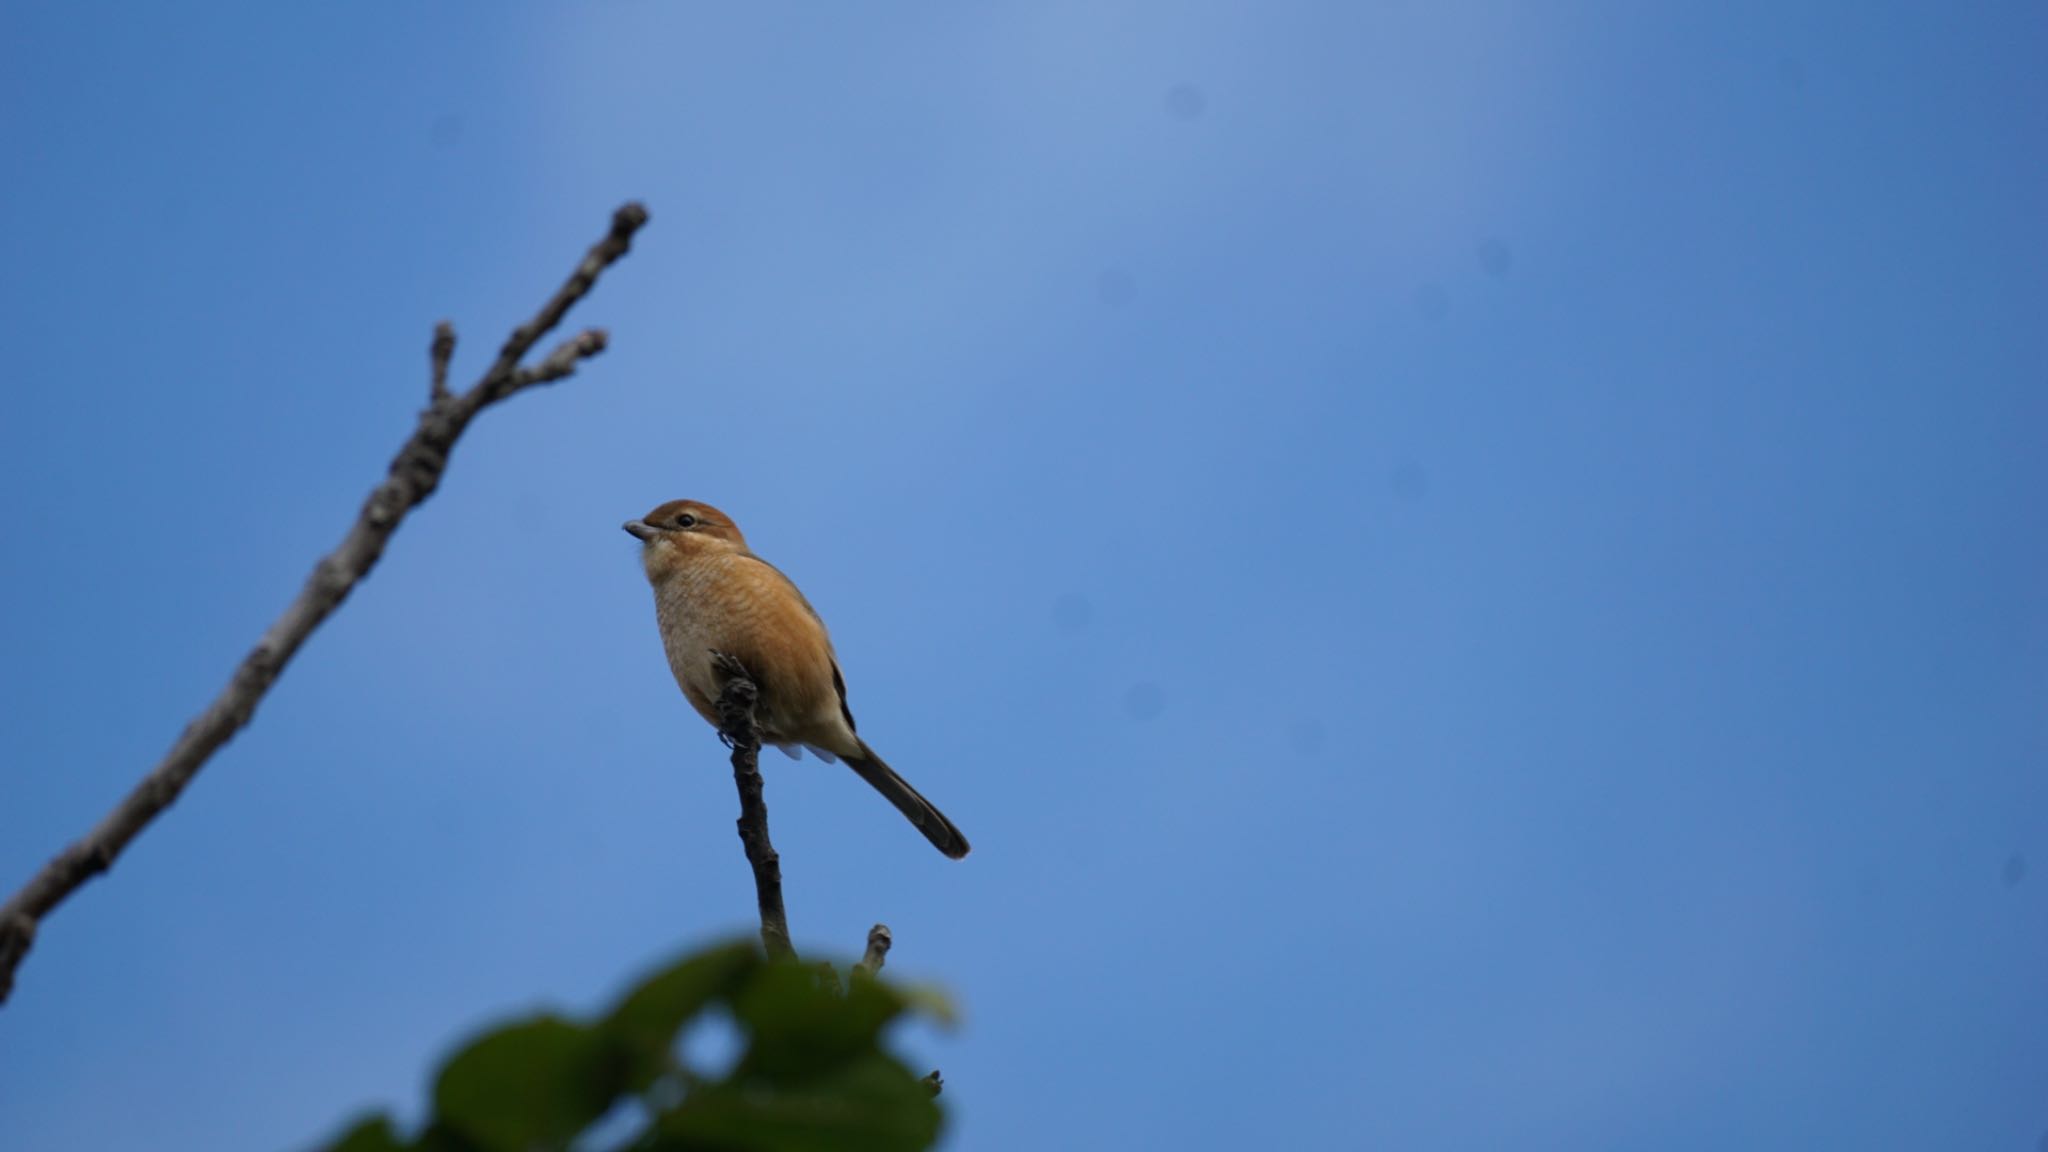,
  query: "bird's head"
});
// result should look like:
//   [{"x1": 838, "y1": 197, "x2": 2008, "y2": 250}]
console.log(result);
[{"x1": 623, "y1": 500, "x2": 748, "y2": 580}]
